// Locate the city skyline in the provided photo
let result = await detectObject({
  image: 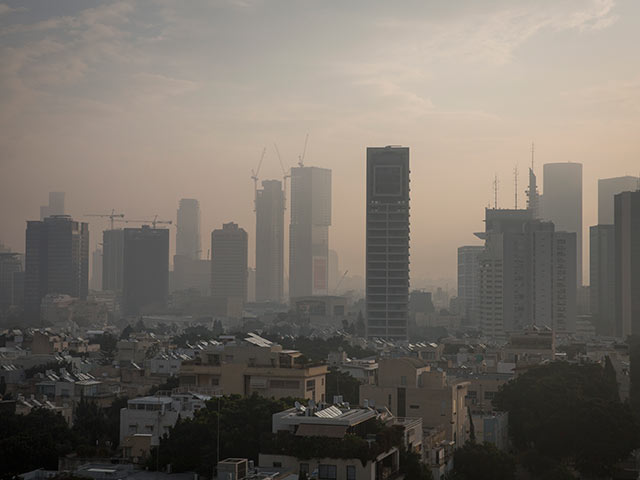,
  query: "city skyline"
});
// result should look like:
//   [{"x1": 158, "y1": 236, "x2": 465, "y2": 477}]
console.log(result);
[{"x1": 2, "y1": 0, "x2": 640, "y2": 284}]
